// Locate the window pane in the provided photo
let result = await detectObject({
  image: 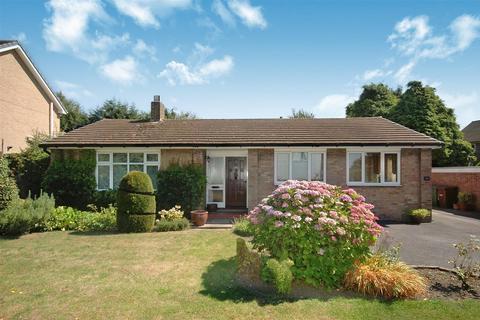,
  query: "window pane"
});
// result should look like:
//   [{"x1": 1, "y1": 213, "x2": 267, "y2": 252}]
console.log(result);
[
  {"x1": 129, "y1": 153, "x2": 144, "y2": 163},
  {"x1": 113, "y1": 153, "x2": 127, "y2": 163},
  {"x1": 365, "y1": 152, "x2": 381, "y2": 183},
  {"x1": 276, "y1": 153, "x2": 290, "y2": 182},
  {"x1": 98, "y1": 153, "x2": 110, "y2": 162},
  {"x1": 146, "y1": 153, "x2": 159, "y2": 162},
  {"x1": 146, "y1": 165, "x2": 158, "y2": 189},
  {"x1": 208, "y1": 189, "x2": 223, "y2": 202},
  {"x1": 97, "y1": 165, "x2": 110, "y2": 189},
  {"x1": 207, "y1": 157, "x2": 224, "y2": 185},
  {"x1": 292, "y1": 152, "x2": 308, "y2": 180},
  {"x1": 348, "y1": 153, "x2": 362, "y2": 182},
  {"x1": 113, "y1": 164, "x2": 128, "y2": 188},
  {"x1": 384, "y1": 153, "x2": 398, "y2": 183},
  {"x1": 310, "y1": 153, "x2": 324, "y2": 181},
  {"x1": 129, "y1": 164, "x2": 144, "y2": 172}
]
